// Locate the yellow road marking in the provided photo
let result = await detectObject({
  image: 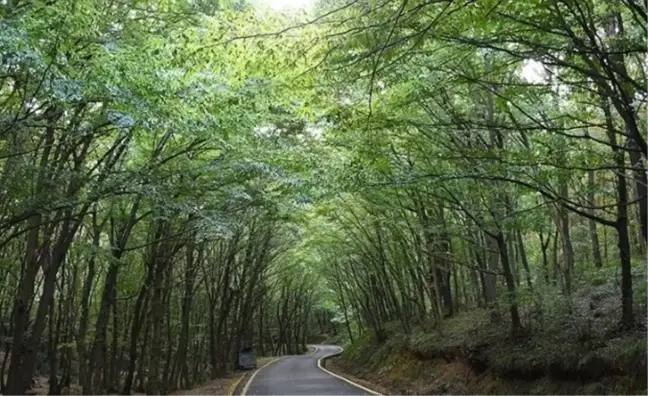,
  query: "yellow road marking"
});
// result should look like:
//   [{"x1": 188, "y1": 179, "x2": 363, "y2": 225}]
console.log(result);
[
  {"x1": 227, "y1": 374, "x2": 246, "y2": 396},
  {"x1": 240, "y1": 356, "x2": 285, "y2": 396}
]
